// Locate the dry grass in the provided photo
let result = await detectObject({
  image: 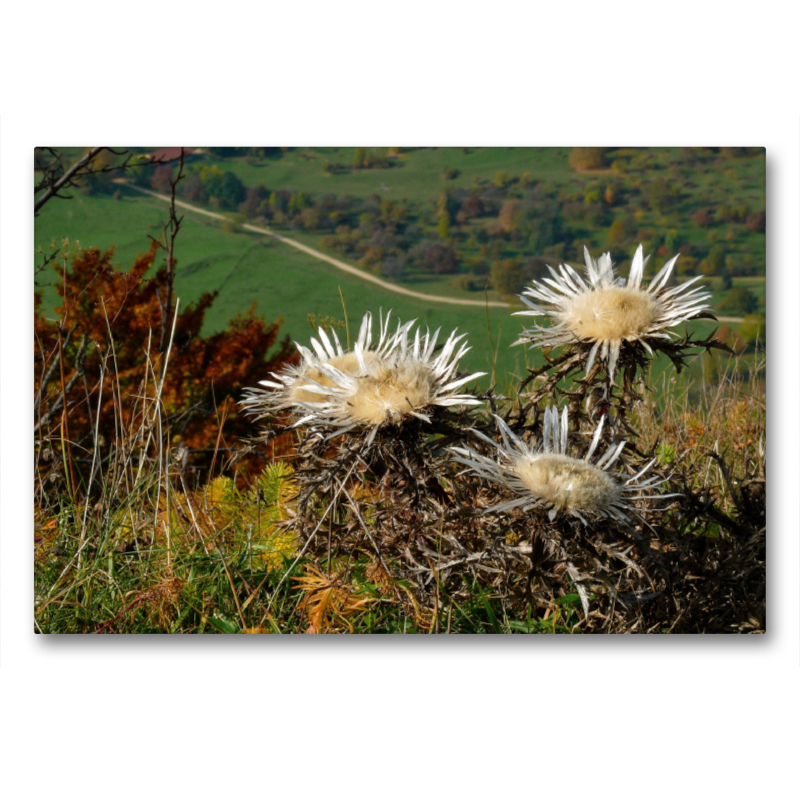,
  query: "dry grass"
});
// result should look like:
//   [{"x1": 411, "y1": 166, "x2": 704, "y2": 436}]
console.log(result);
[{"x1": 633, "y1": 352, "x2": 765, "y2": 517}]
